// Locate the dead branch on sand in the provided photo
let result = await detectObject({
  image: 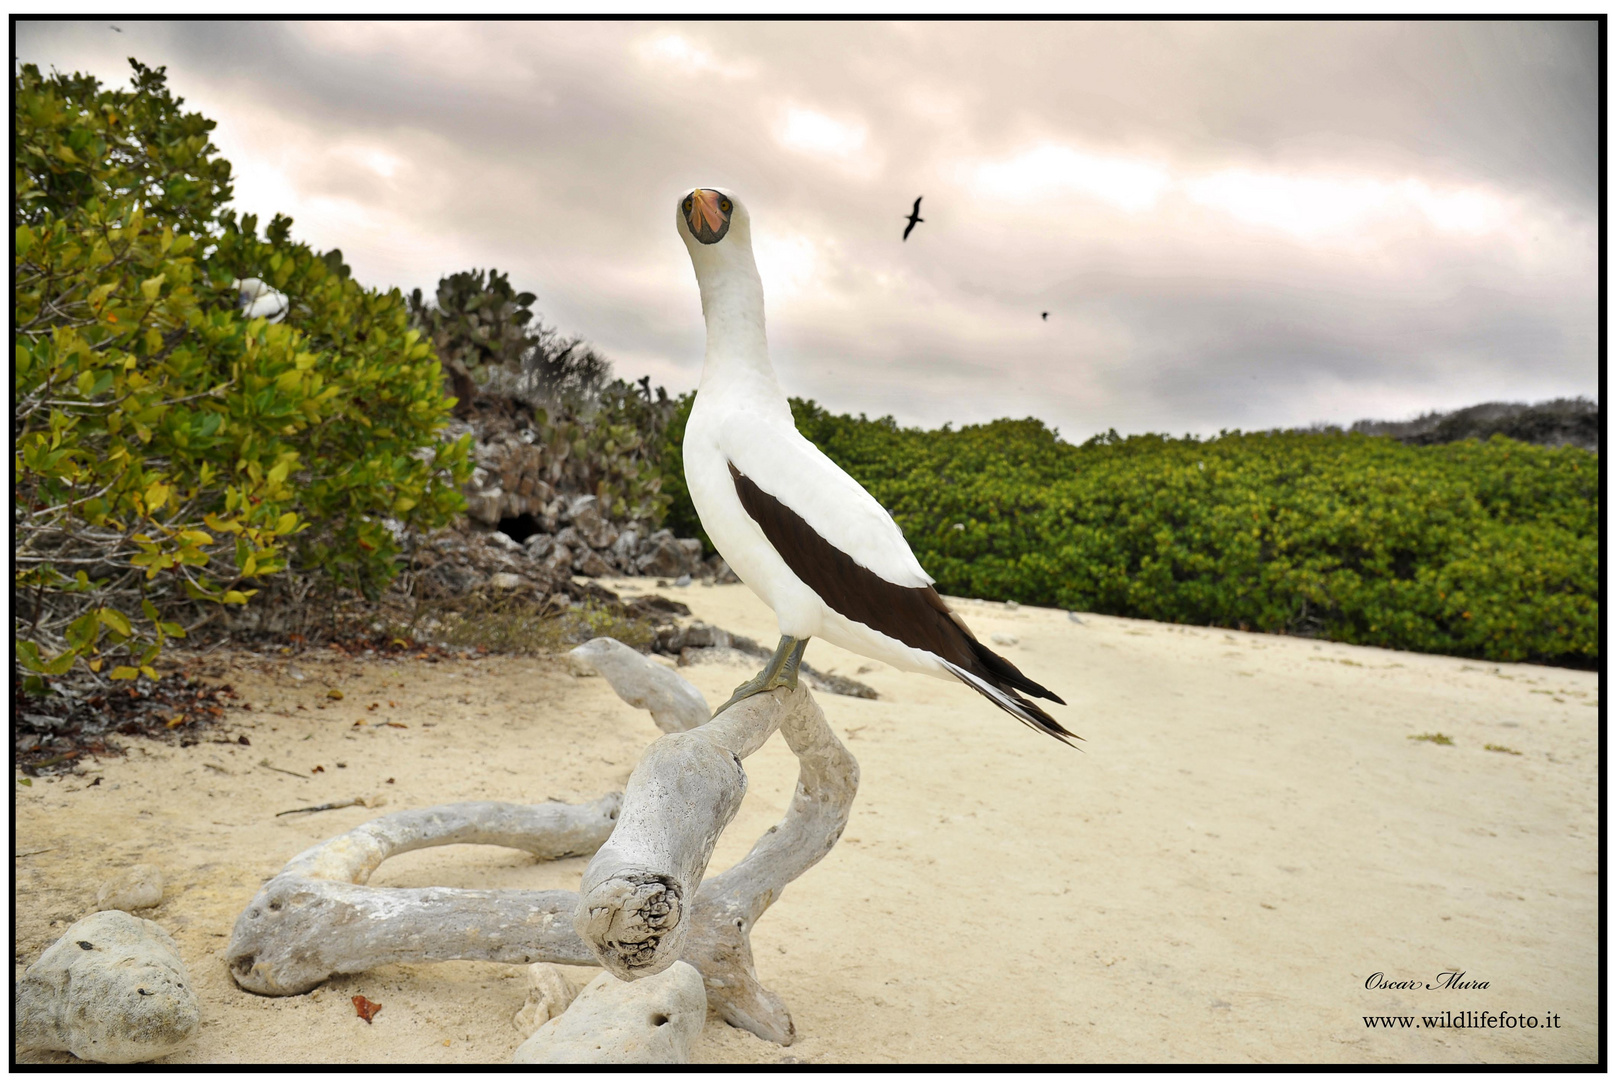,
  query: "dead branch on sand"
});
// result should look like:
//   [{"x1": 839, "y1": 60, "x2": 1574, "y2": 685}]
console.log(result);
[{"x1": 224, "y1": 637, "x2": 857, "y2": 1045}]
